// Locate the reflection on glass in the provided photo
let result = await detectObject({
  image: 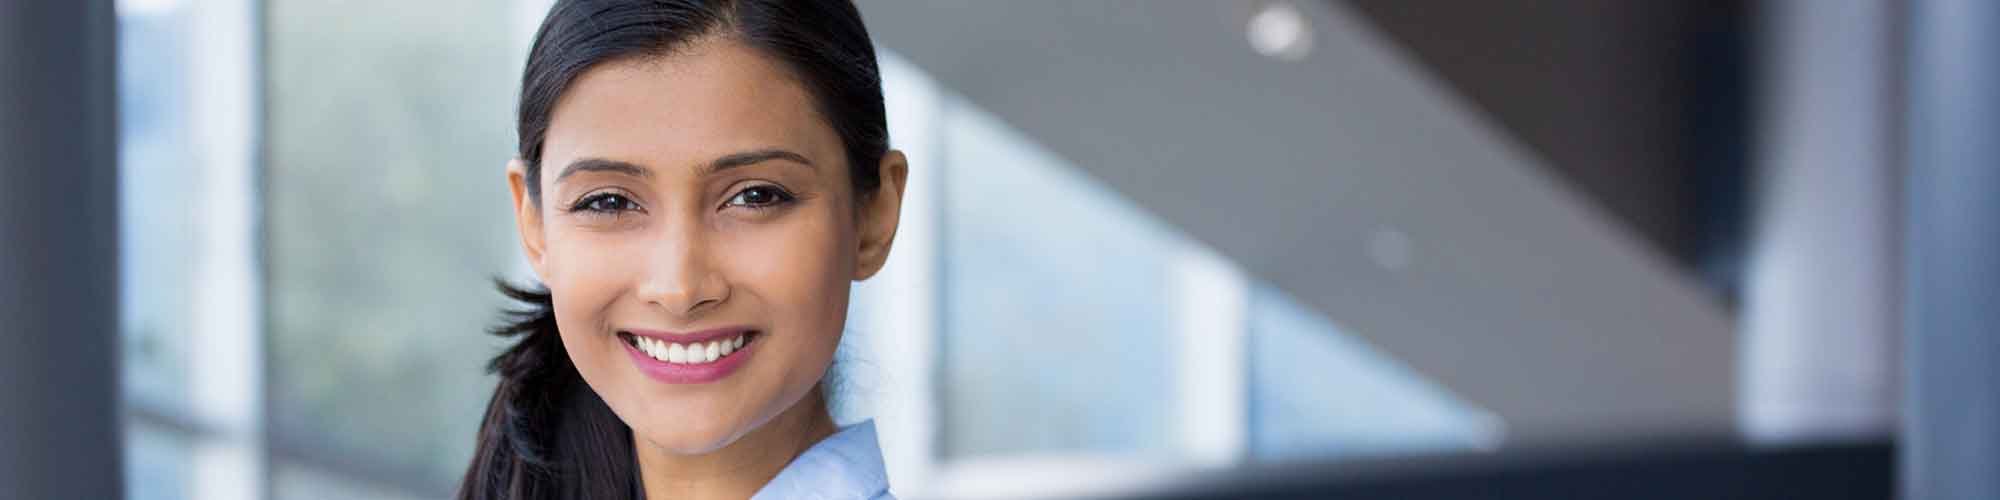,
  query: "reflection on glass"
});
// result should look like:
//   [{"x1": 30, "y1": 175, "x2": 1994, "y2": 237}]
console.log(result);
[
  {"x1": 1249, "y1": 284, "x2": 1501, "y2": 461},
  {"x1": 118, "y1": 0, "x2": 195, "y2": 419},
  {"x1": 119, "y1": 3, "x2": 199, "y2": 499},
  {"x1": 939, "y1": 101, "x2": 1186, "y2": 459},
  {"x1": 911, "y1": 52, "x2": 1501, "y2": 473},
  {"x1": 126, "y1": 423, "x2": 192, "y2": 500},
  {"x1": 265, "y1": 0, "x2": 524, "y2": 495}
]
